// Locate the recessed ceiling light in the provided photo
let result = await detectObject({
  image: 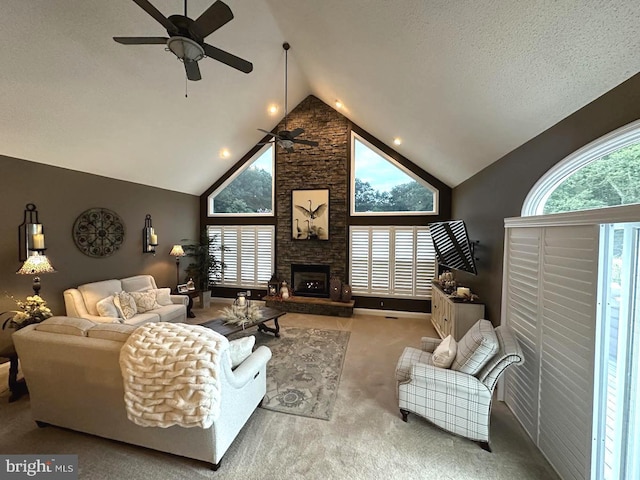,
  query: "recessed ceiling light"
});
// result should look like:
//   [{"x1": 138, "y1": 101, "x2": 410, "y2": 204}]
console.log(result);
[
  {"x1": 220, "y1": 149, "x2": 231, "y2": 158},
  {"x1": 268, "y1": 104, "x2": 279, "y2": 115},
  {"x1": 393, "y1": 137, "x2": 402, "y2": 146},
  {"x1": 335, "y1": 100, "x2": 343, "y2": 109}
]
